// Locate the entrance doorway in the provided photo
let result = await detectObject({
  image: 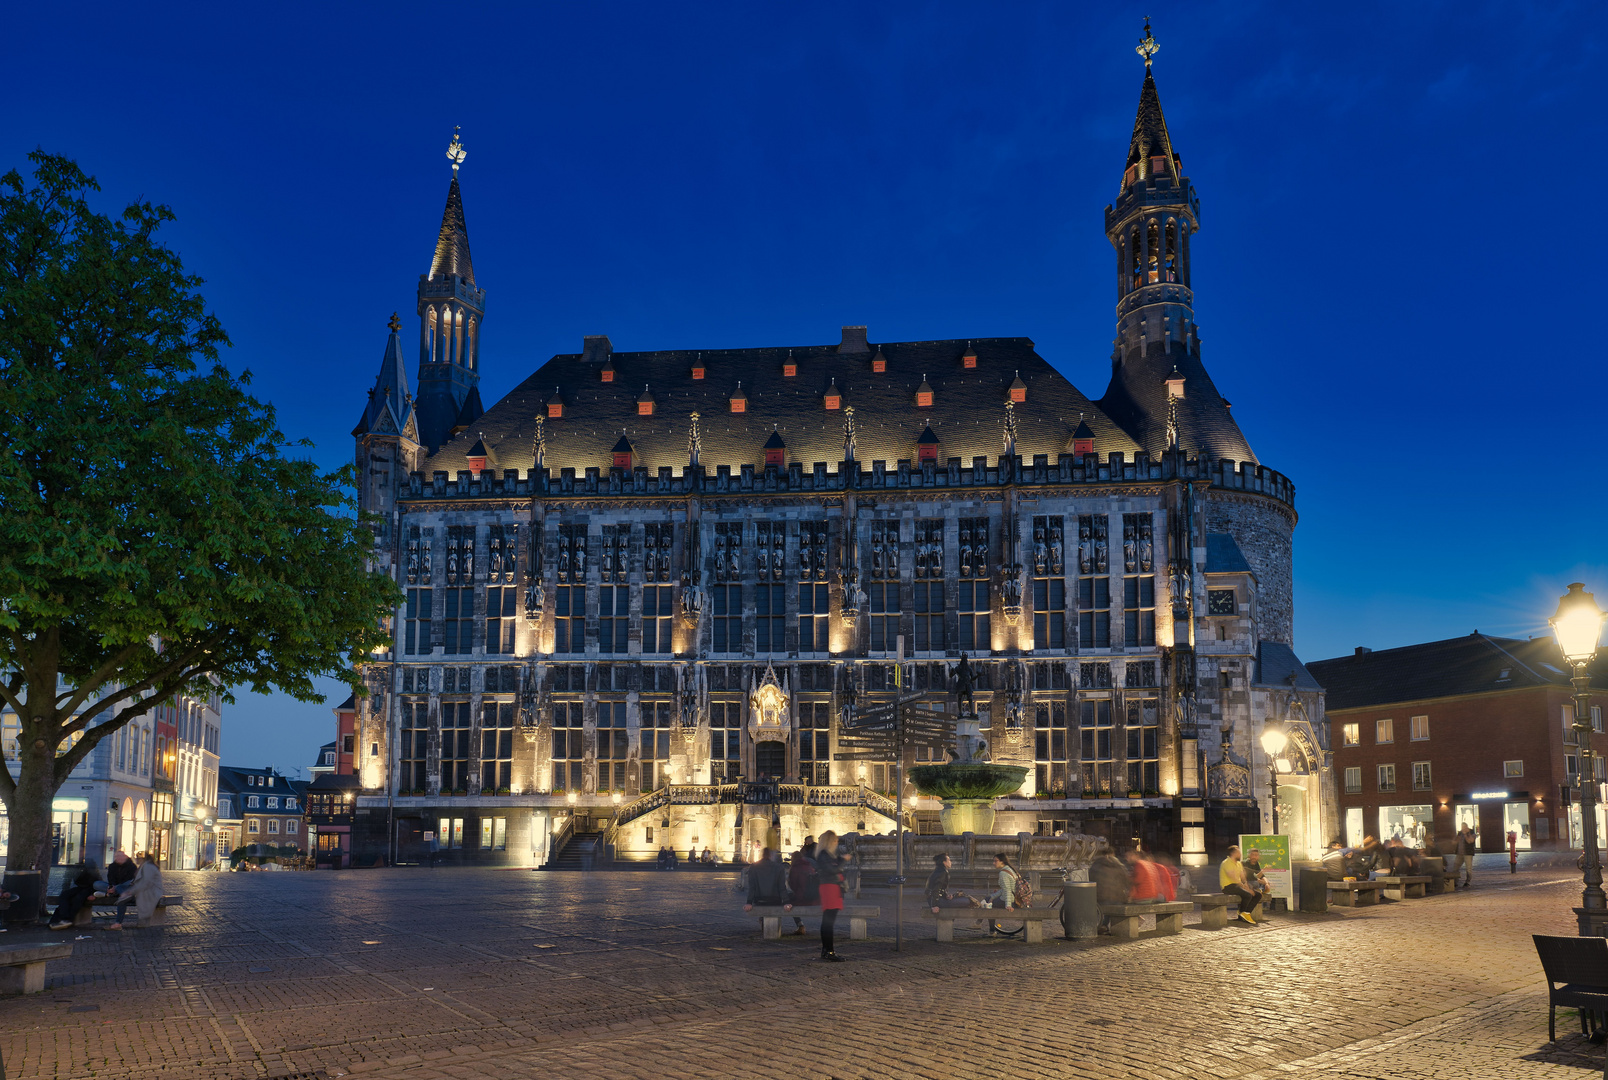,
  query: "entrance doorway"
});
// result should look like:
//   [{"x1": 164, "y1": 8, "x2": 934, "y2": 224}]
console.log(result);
[{"x1": 755, "y1": 741, "x2": 786, "y2": 780}]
